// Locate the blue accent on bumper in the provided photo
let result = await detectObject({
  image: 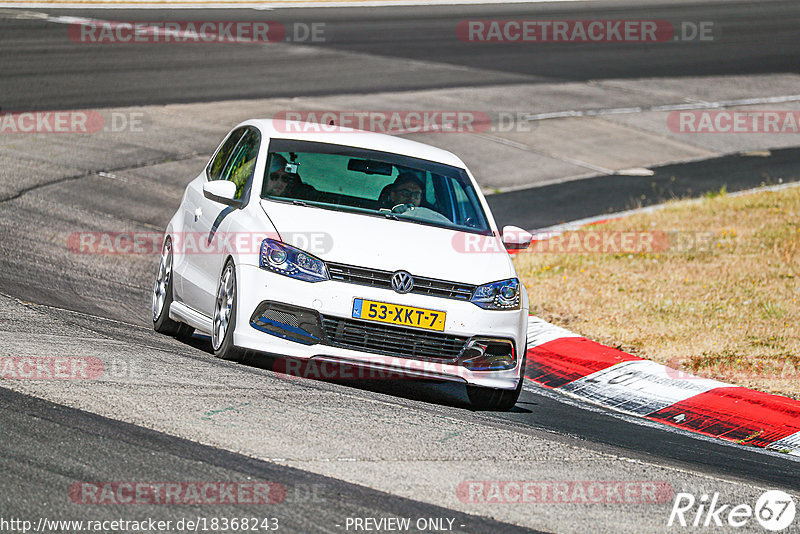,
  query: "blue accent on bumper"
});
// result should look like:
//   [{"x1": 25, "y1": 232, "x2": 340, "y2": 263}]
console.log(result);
[
  {"x1": 249, "y1": 316, "x2": 320, "y2": 346},
  {"x1": 352, "y1": 298, "x2": 363, "y2": 319}
]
